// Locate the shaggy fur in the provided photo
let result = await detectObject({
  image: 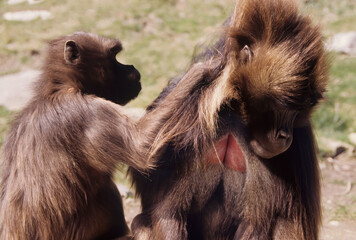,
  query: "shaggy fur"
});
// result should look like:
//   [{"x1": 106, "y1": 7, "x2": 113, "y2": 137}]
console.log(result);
[
  {"x1": 130, "y1": 0, "x2": 328, "y2": 239},
  {"x1": 0, "y1": 32, "x2": 148, "y2": 240}
]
